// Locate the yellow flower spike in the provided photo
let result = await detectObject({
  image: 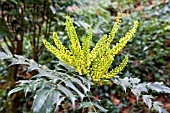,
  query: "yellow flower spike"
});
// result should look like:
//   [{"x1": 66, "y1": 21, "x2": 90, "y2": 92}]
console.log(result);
[
  {"x1": 110, "y1": 20, "x2": 139, "y2": 57},
  {"x1": 42, "y1": 39, "x2": 62, "y2": 61},
  {"x1": 82, "y1": 36, "x2": 87, "y2": 54},
  {"x1": 87, "y1": 29, "x2": 93, "y2": 55},
  {"x1": 53, "y1": 32, "x2": 67, "y2": 53},
  {"x1": 107, "y1": 14, "x2": 121, "y2": 45},
  {"x1": 65, "y1": 16, "x2": 81, "y2": 56},
  {"x1": 103, "y1": 55, "x2": 129, "y2": 79},
  {"x1": 82, "y1": 28, "x2": 93, "y2": 74},
  {"x1": 90, "y1": 34, "x2": 108, "y2": 62},
  {"x1": 52, "y1": 32, "x2": 73, "y2": 66}
]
